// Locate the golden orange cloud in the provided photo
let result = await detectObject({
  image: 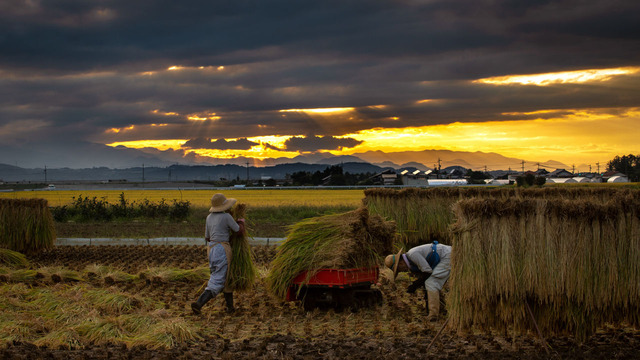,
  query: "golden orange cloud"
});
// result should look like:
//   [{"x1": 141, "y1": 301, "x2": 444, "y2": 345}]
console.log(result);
[{"x1": 475, "y1": 66, "x2": 640, "y2": 86}]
